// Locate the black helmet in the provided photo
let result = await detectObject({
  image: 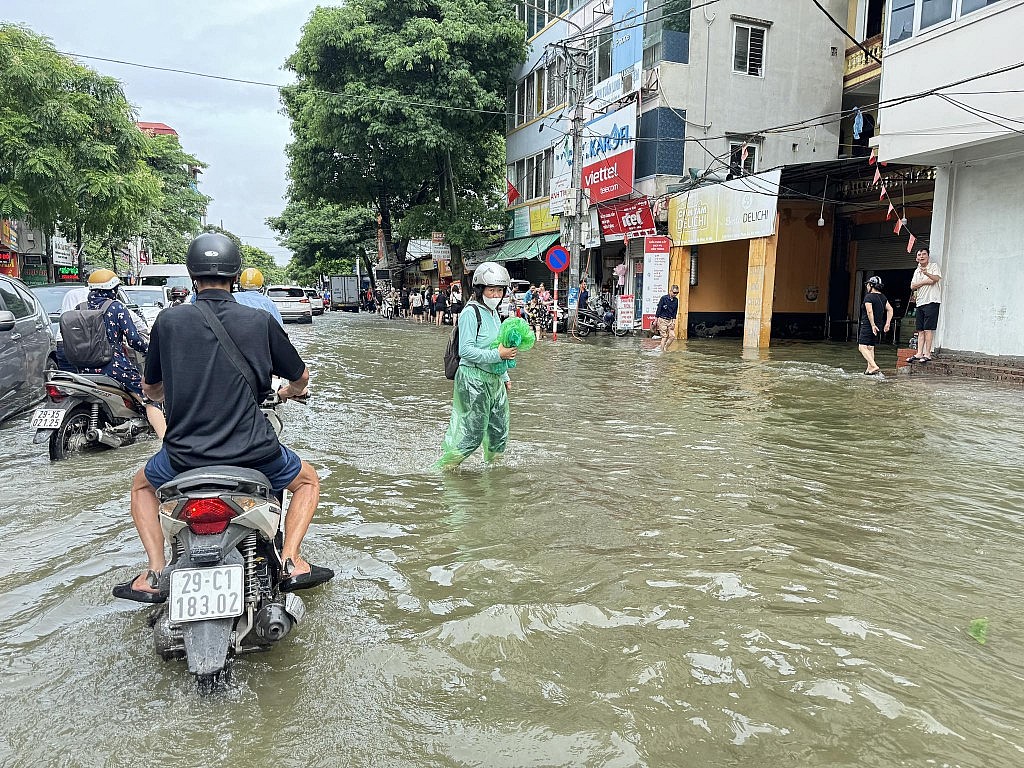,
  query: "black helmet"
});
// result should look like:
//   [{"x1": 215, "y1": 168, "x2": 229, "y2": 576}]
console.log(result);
[
  {"x1": 186, "y1": 233, "x2": 241, "y2": 279},
  {"x1": 169, "y1": 286, "x2": 189, "y2": 300}
]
